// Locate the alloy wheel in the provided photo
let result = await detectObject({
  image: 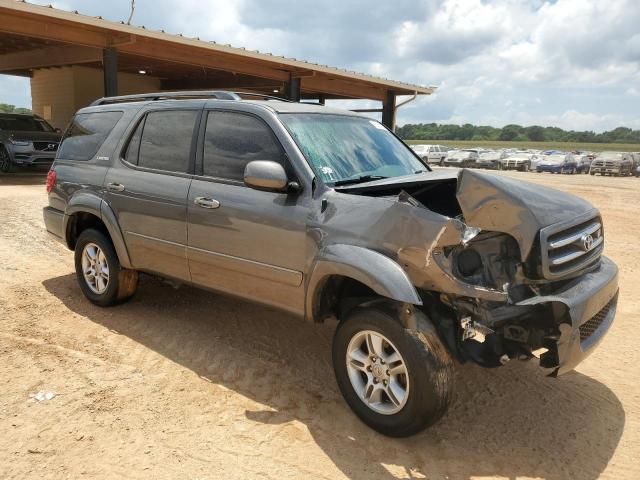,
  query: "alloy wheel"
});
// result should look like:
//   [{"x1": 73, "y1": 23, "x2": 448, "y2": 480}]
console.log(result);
[
  {"x1": 81, "y1": 242, "x2": 110, "y2": 294},
  {"x1": 346, "y1": 330, "x2": 410, "y2": 415}
]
